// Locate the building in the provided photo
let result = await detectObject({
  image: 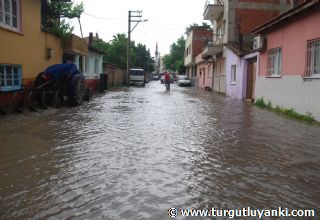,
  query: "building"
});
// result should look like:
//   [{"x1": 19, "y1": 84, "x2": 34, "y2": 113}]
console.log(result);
[
  {"x1": 160, "y1": 55, "x2": 166, "y2": 73},
  {"x1": 184, "y1": 27, "x2": 213, "y2": 86},
  {"x1": 154, "y1": 43, "x2": 160, "y2": 74},
  {"x1": 253, "y1": 0, "x2": 320, "y2": 121},
  {"x1": 83, "y1": 33, "x2": 104, "y2": 93},
  {"x1": 0, "y1": 0, "x2": 63, "y2": 107},
  {"x1": 195, "y1": 54, "x2": 214, "y2": 90},
  {"x1": 203, "y1": 0, "x2": 296, "y2": 96}
]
